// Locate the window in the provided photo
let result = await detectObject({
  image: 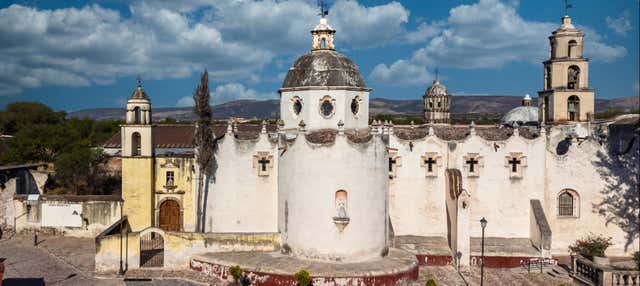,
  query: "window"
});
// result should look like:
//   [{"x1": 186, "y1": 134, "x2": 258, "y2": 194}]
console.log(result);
[
  {"x1": 132, "y1": 132, "x2": 141, "y2": 156},
  {"x1": 567, "y1": 66, "x2": 580, "y2": 89},
  {"x1": 166, "y1": 171, "x2": 174, "y2": 186},
  {"x1": 350, "y1": 97, "x2": 360, "y2": 115},
  {"x1": 568, "y1": 40, "x2": 577, "y2": 58},
  {"x1": 321, "y1": 38, "x2": 326, "y2": 49},
  {"x1": 558, "y1": 189, "x2": 579, "y2": 217},
  {"x1": 134, "y1": 106, "x2": 141, "y2": 124},
  {"x1": 292, "y1": 98, "x2": 302, "y2": 116},
  {"x1": 568, "y1": 95, "x2": 580, "y2": 121},
  {"x1": 319, "y1": 96, "x2": 334, "y2": 117}
]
